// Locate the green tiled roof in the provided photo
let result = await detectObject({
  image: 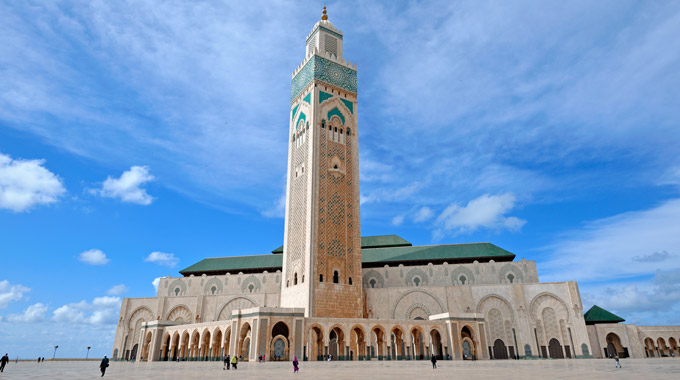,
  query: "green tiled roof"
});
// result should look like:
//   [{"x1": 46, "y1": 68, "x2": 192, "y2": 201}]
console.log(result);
[
  {"x1": 180, "y1": 254, "x2": 283, "y2": 276},
  {"x1": 583, "y1": 305, "x2": 625, "y2": 325},
  {"x1": 271, "y1": 235, "x2": 411, "y2": 254},
  {"x1": 360, "y1": 235, "x2": 412, "y2": 249},
  {"x1": 181, "y1": 241, "x2": 514, "y2": 276}
]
